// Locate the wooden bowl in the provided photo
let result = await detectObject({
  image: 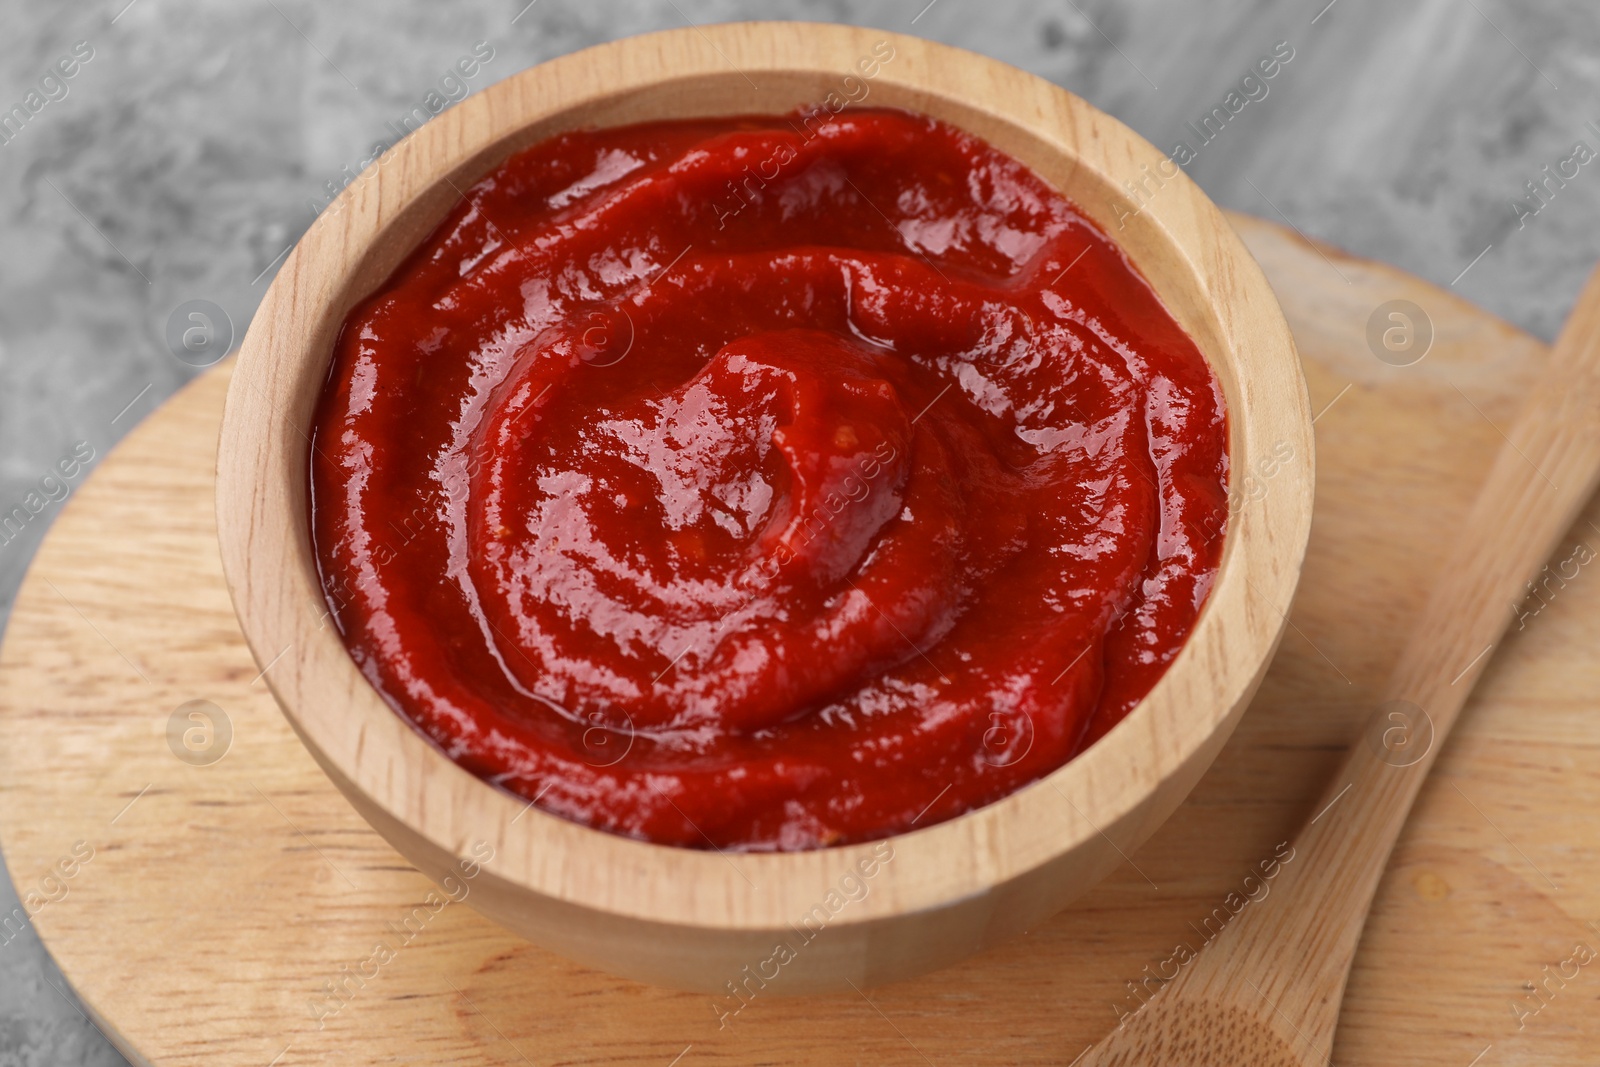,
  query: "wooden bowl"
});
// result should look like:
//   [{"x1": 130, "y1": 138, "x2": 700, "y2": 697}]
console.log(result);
[{"x1": 215, "y1": 21, "x2": 1313, "y2": 994}]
